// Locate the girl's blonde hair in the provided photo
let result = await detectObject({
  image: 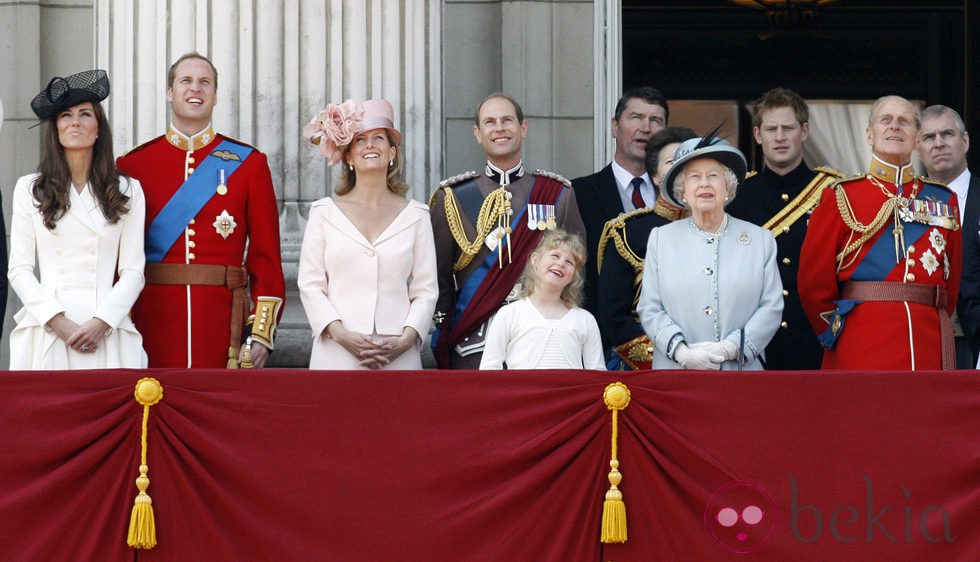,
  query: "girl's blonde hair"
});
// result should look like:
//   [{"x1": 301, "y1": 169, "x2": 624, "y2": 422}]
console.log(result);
[{"x1": 518, "y1": 229, "x2": 587, "y2": 307}]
